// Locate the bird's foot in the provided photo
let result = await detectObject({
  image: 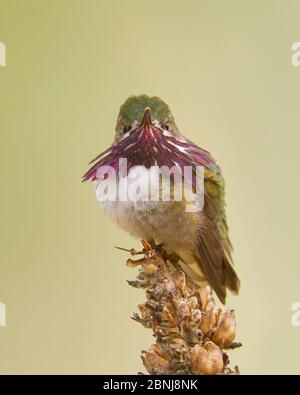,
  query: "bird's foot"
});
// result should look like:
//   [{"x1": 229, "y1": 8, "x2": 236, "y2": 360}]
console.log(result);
[
  {"x1": 115, "y1": 240, "x2": 176, "y2": 263},
  {"x1": 115, "y1": 246, "x2": 146, "y2": 256}
]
